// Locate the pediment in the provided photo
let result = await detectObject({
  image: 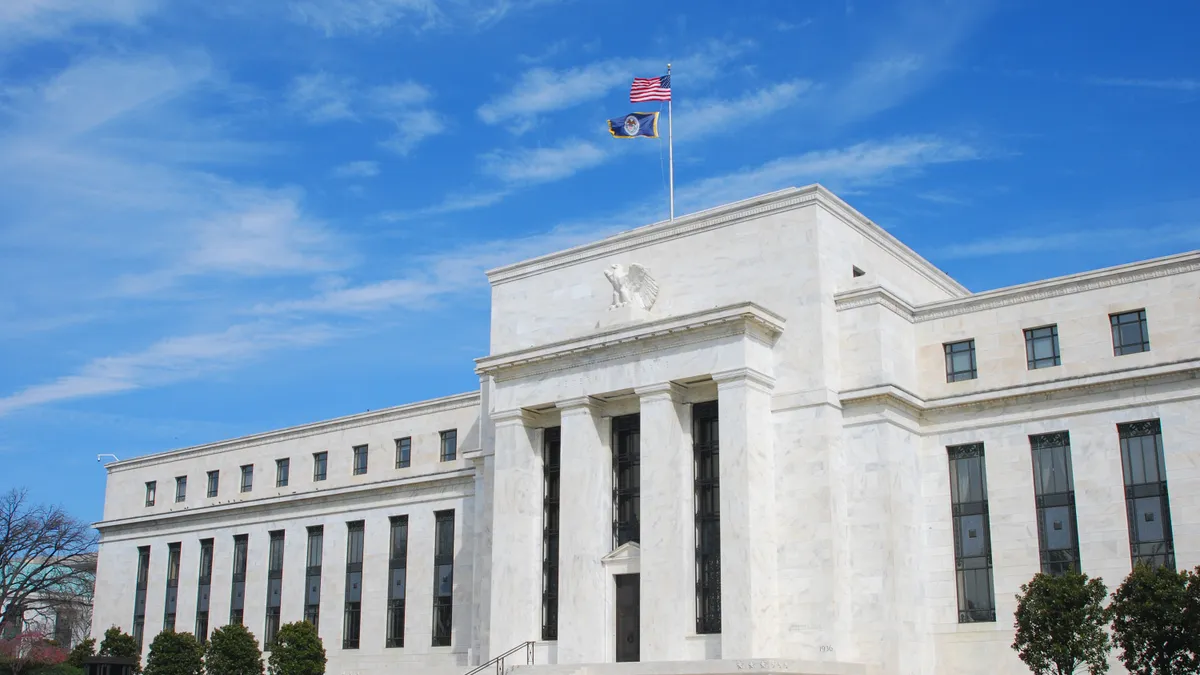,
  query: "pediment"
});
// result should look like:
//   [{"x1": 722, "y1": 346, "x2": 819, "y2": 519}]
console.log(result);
[{"x1": 601, "y1": 541, "x2": 640, "y2": 563}]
